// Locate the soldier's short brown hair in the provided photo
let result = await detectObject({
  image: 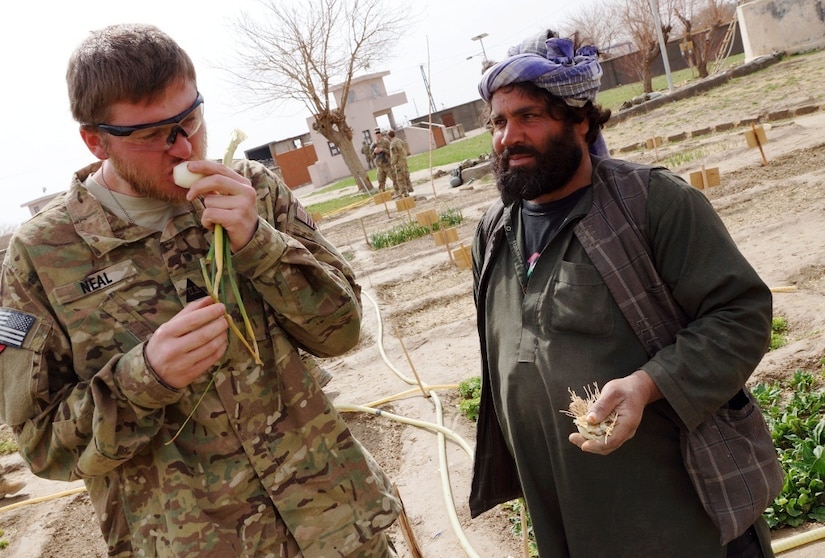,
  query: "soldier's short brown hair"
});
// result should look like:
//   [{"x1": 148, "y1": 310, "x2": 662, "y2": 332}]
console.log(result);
[{"x1": 67, "y1": 24, "x2": 197, "y2": 126}]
